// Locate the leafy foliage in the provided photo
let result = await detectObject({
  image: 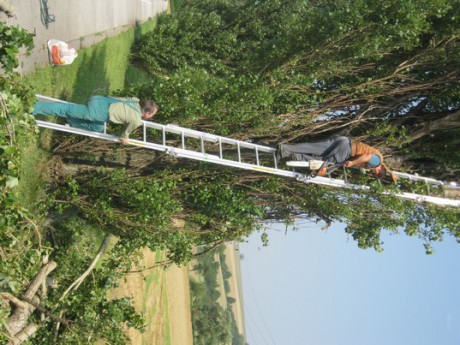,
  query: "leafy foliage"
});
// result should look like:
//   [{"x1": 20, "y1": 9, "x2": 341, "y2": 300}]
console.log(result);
[
  {"x1": 46, "y1": 167, "x2": 264, "y2": 264},
  {"x1": 0, "y1": 25, "x2": 145, "y2": 344},
  {"x1": 0, "y1": 23, "x2": 34, "y2": 73},
  {"x1": 132, "y1": 0, "x2": 460, "y2": 175},
  {"x1": 0, "y1": 78, "x2": 38, "y2": 263},
  {"x1": 190, "y1": 246, "x2": 242, "y2": 345},
  {"x1": 3, "y1": 2, "x2": 460, "y2": 343},
  {"x1": 0, "y1": 76, "x2": 44, "y2": 343}
]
